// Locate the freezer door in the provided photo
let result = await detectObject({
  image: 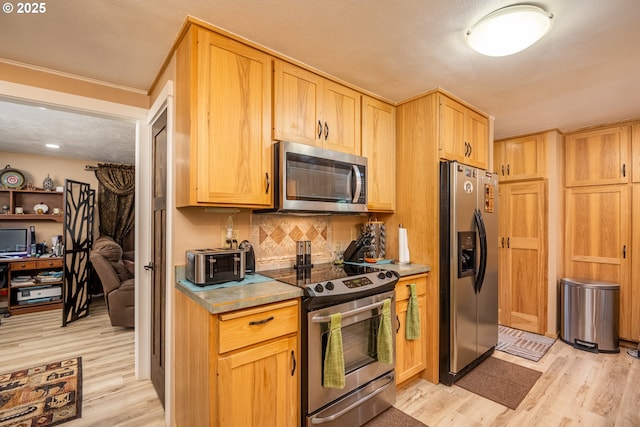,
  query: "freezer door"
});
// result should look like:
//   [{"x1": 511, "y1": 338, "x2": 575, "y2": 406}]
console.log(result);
[
  {"x1": 449, "y1": 163, "x2": 480, "y2": 373},
  {"x1": 476, "y1": 172, "x2": 499, "y2": 356}
]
